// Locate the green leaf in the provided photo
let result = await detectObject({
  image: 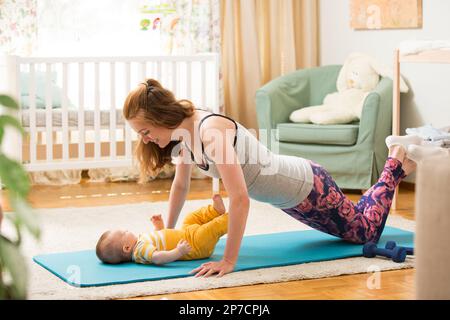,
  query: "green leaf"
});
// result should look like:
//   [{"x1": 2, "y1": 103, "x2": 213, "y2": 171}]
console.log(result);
[
  {"x1": 9, "y1": 196, "x2": 40, "y2": 239},
  {"x1": 0, "y1": 115, "x2": 24, "y2": 133},
  {"x1": 4, "y1": 214, "x2": 21, "y2": 246},
  {"x1": 0, "y1": 95, "x2": 19, "y2": 110},
  {"x1": 0, "y1": 154, "x2": 30, "y2": 198},
  {"x1": 0, "y1": 115, "x2": 24, "y2": 145},
  {"x1": 0, "y1": 236, "x2": 28, "y2": 299}
]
